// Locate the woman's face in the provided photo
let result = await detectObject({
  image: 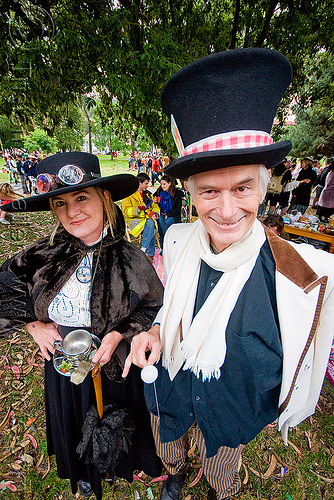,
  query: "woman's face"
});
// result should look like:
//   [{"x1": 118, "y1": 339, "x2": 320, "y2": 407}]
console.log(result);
[
  {"x1": 301, "y1": 160, "x2": 311, "y2": 170},
  {"x1": 52, "y1": 187, "x2": 104, "y2": 245},
  {"x1": 161, "y1": 180, "x2": 171, "y2": 192}
]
